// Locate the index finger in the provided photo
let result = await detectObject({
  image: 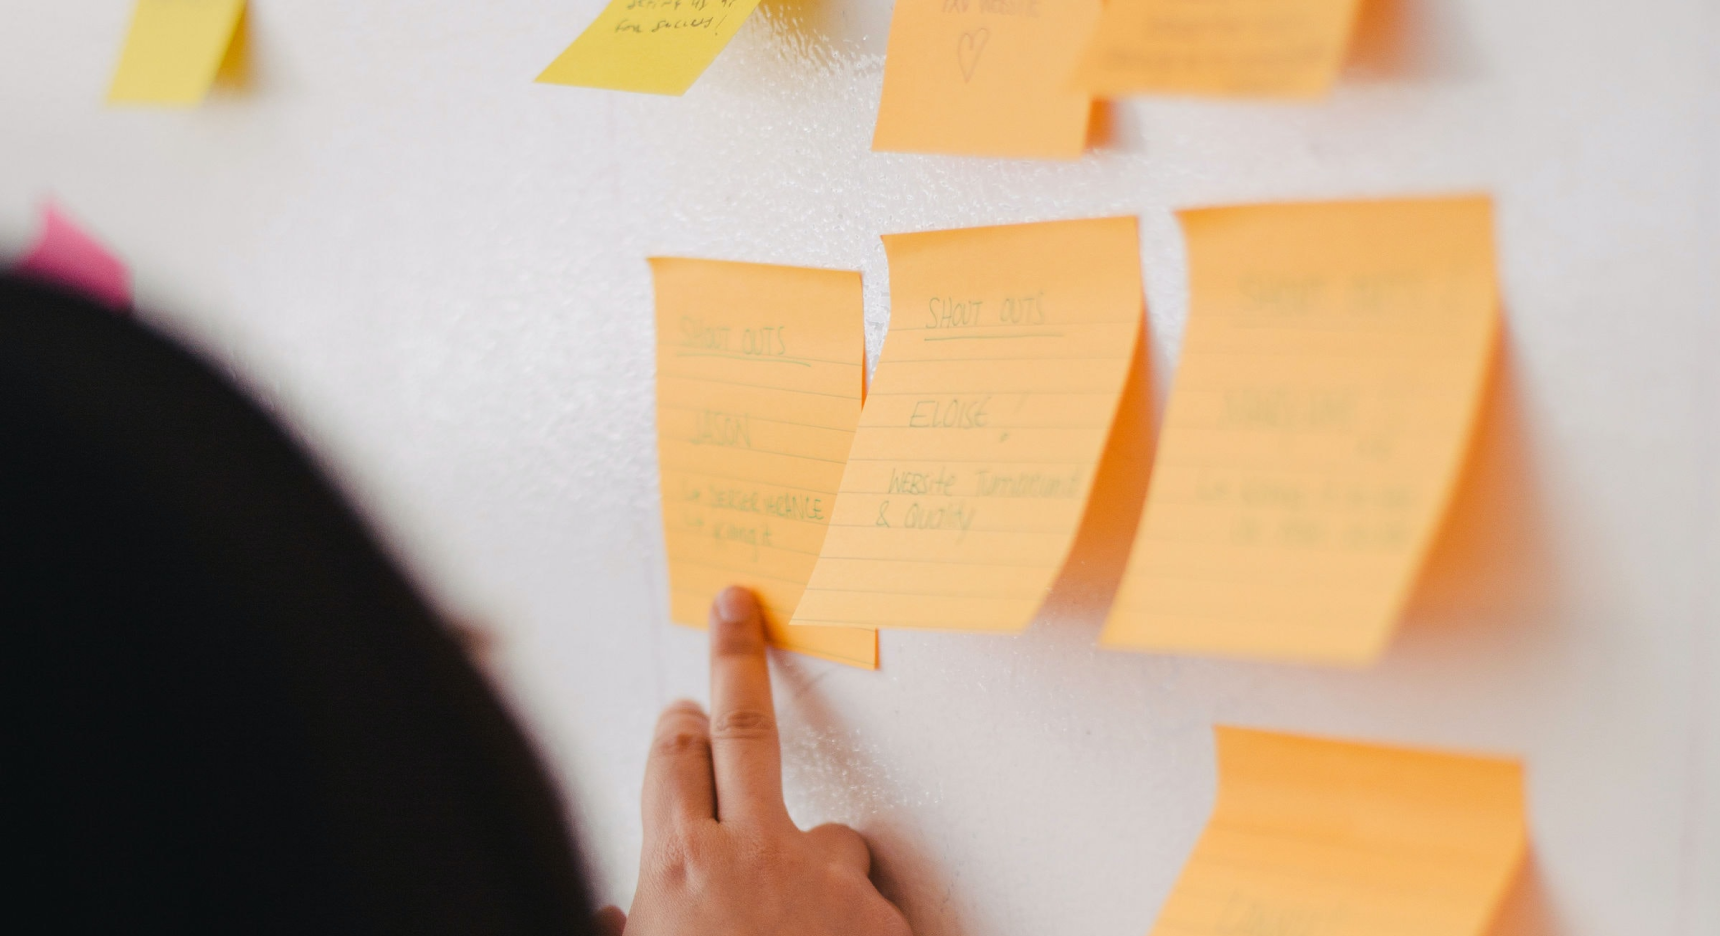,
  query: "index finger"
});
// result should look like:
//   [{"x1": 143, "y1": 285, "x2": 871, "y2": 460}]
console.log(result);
[{"x1": 707, "y1": 587, "x2": 788, "y2": 827}]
